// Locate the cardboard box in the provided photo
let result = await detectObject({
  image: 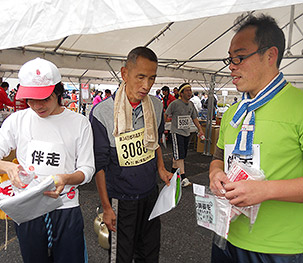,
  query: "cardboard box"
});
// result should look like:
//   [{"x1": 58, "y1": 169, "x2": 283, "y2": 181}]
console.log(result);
[
  {"x1": 2, "y1": 149, "x2": 16, "y2": 162},
  {"x1": 197, "y1": 125, "x2": 220, "y2": 155}
]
